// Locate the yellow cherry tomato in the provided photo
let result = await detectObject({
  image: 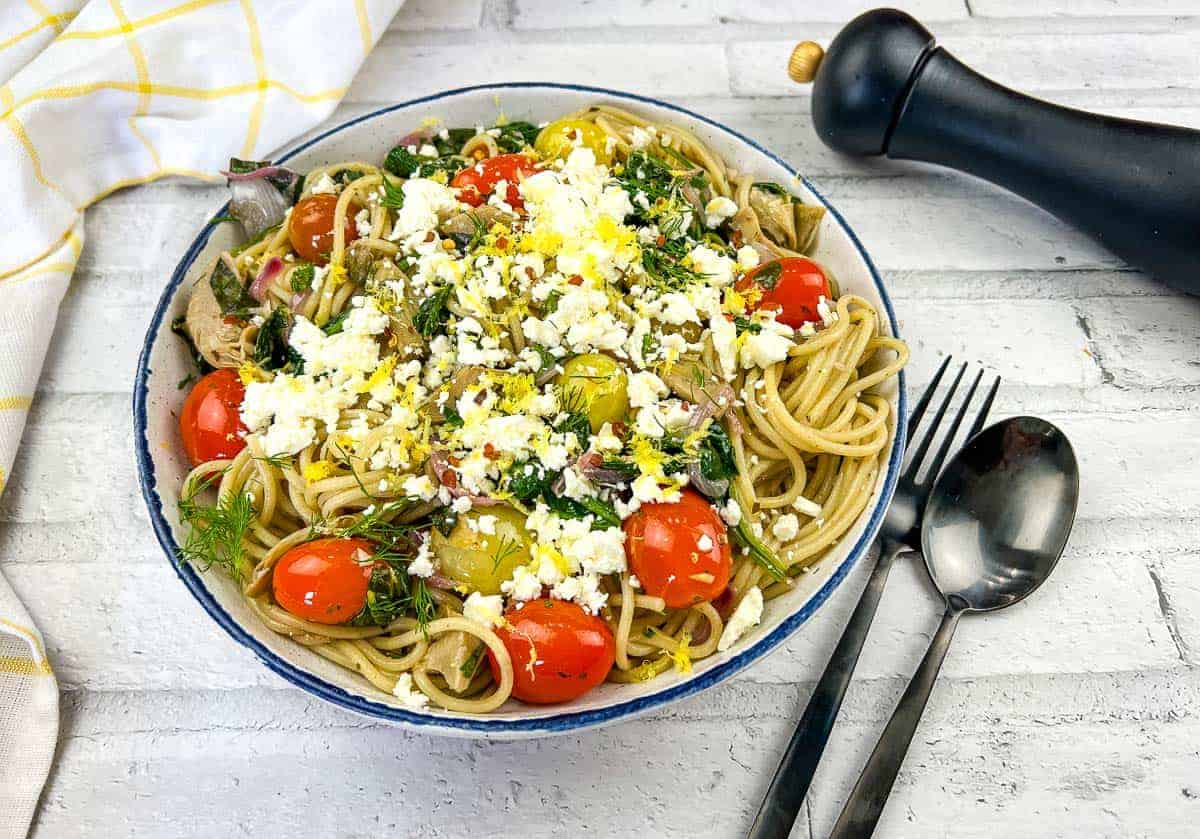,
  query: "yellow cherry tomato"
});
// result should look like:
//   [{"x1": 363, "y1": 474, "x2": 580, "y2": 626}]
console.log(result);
[
  {"x1": 557, "y1": 353, "x2": 629, "y2": 433},
  {"x1": 431, "y1": 506, "x2": 533, "y2": 595},
  {"x1": 534, "y1": 119, "x2": 612, "y2": 165}
]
